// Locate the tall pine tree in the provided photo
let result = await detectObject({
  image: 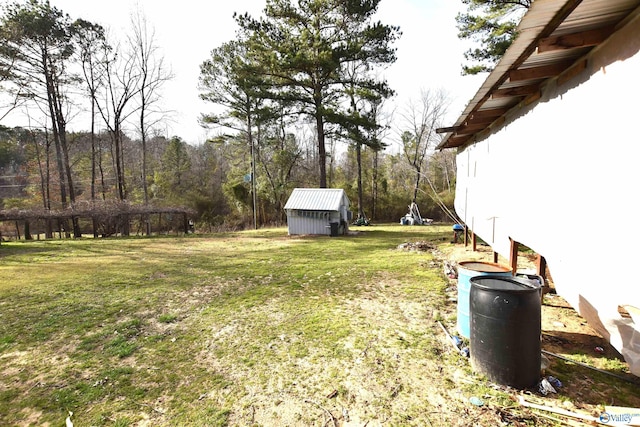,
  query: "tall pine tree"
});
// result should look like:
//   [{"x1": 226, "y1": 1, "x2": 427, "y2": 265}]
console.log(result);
[{"x1": 236, "y1": 0, "x2": 400, "y2": 188}]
